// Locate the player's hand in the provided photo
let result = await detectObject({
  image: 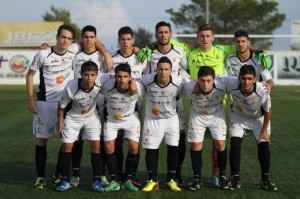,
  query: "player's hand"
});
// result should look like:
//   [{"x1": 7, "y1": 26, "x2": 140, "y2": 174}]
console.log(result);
[
  {"x1": 257, "y1": 50, "x2": 272, "y2": 69},
  {"x1": 103, "y1": 53, "x2": 114, "y2": 70},
  {"x1": 28, "y1": 98, "x2": 38, "y2": 114},
  {"x1": 193, "y1": 82, "x2": 202, "y2": 96},
  {"x1": 58, "y1": 130, "x2": 62, "y2": 138},
  {"x1": 40, "y1": 43, "x2": 49, "y2": 50},
  {"x1": 262, "y1": 81, "x2": 271, "y2": 94},
  {"x1": 258, "y1": 131, "x2": 270, "y2": 143},
  {"x1": 132, "y1": 46, "x2": 140, "y2": 54},
  {"x1": 128, "y1": 77, "x2": 138, "y2": 96}
]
